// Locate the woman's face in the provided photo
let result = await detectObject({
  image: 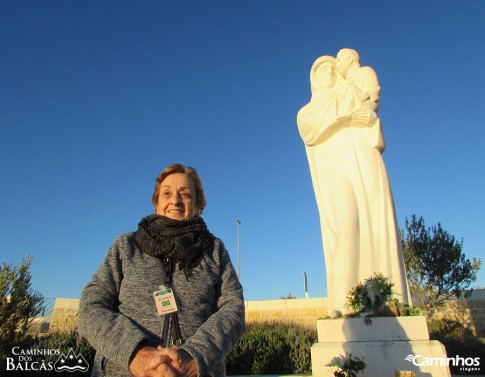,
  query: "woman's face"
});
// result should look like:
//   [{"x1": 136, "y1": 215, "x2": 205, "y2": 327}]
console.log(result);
[
  {"x1": 156, "y1": 173, "x2": 200, "y2": 220},
  {"x1": 314, "y1": 61, "x2": 336, "y2": 89}
]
